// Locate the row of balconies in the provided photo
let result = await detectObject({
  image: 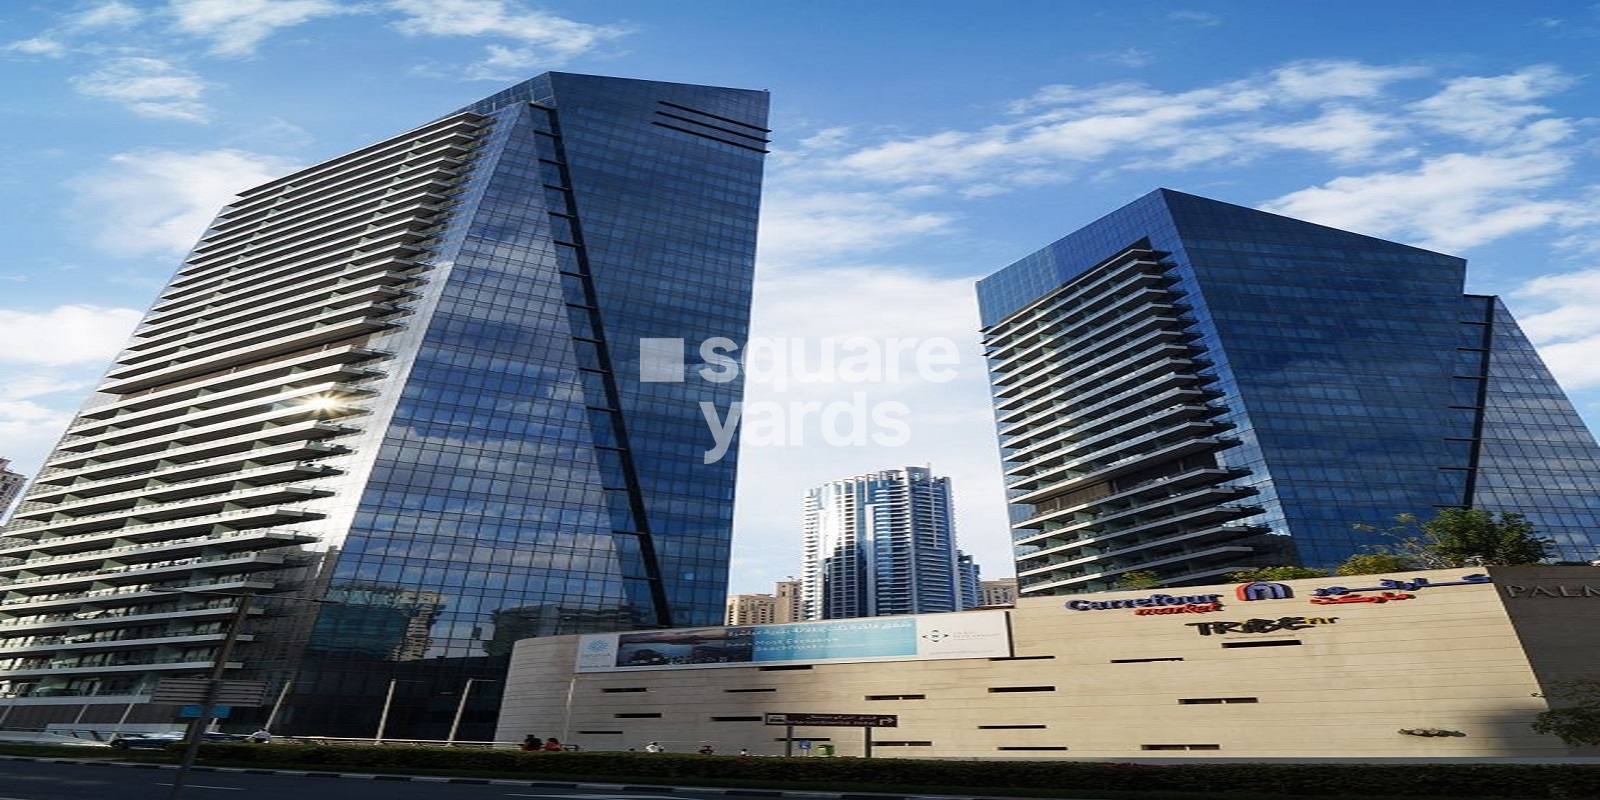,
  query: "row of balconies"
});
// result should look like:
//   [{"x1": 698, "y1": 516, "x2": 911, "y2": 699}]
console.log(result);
[
  {"x1": 981, "y1": 253, "x2": 1174, "y2": 351},
  {"x1": 150, "y1": 238, "x2": 428, "y2": 325},
  {"x1": 43, "y1": 418, "x2": 354, "y2": 477},
  {"x1": 986, "y1": 285, "x2": 1178, "y2": 371},
  {"x1": 71, "y1": 344, "x2": 388, "y2": 423},
  {"x1": 137, "y1": 258, "x2": 421, "y2": 343},
  {"x1": 1016, "y1": 506, "x2": 1265, "y2": 563},
  {"x1": 0, "y1": 551, "x2": 289, "y2": 596},
  {"x1": 186, "y1": 123, "x2": 481, "y2": 265},
  {"x1": 1018, "y1": 542, "x2": 1260, "y2": 594},
  {"x1": 0, "y1": 576, "x2": 277, "y2": 613},
  {"x1": 0, "y1": 528, "x2": 317, "y2": 575},
  {"x1": 8, "y1": 482, "x2": 332, "y2": 536},
  {"x1": 123, "y1": 276, "x2": 416, "y2": 364},
  {"x1": 989, "y1": 294, "x2": 1189, "y2": 378},
  {"x1": 0, "y1": 506, "x2": 324, "y2": 559},
  {"x1": 993, "y1": 341, "x2": 1202, "y2": 419},
  {"x1": 0, "y1": 598, "x2": 240, "y2": 634},
  {"x1": 49, "y1": 388, "x2": 368, "y2": 458},
  {"x1": 1010, "y1": 436, "x2": 1239, "y2": 507},
  {"x1": 222, "y1": 113, "x2": 482, "y2": 204},
  {"x1": 1005, "y1": 410, "x2": 1227, "y2": 482},
  {"x1": 1001, "y1": 386, "x2": 1213, "y2": 464},
  {"x1": 994, "y1": 351, "x2": 1210, "y2": 426},
  {"x1": 11, "y1": 461, "x2": 338, "y2": 522}
]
